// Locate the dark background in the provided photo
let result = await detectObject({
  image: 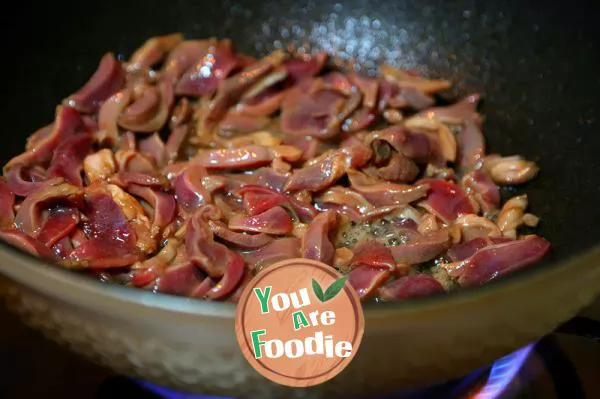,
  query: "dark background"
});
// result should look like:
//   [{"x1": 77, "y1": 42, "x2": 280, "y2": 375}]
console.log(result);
[{"x1": 0, "y1": 305, "x2": 109, "y2": 398}]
